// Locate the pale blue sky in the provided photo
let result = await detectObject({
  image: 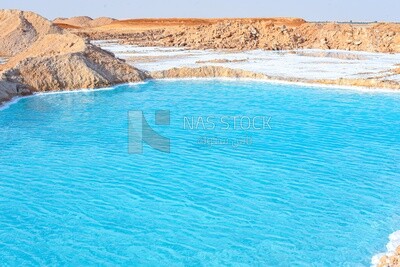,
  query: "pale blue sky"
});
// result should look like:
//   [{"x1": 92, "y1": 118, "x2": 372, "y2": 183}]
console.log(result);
[{"x1": 0, "y1": 0, "x2": 399, "y2": 22}]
